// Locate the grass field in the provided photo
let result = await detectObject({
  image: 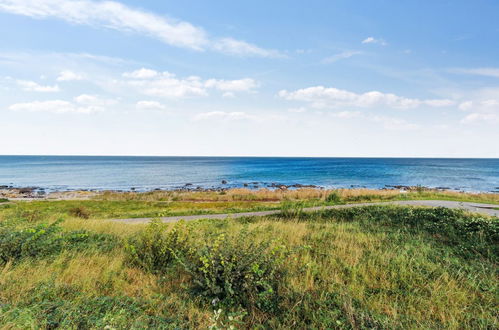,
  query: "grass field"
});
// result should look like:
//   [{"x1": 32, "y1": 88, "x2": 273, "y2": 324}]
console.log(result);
[
  {"x1": 2, "y1": 188, "x2": 498, "y2": 221},
  {"x1": 0, "y1": 190, "x2": 497, "y2": 328}
]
